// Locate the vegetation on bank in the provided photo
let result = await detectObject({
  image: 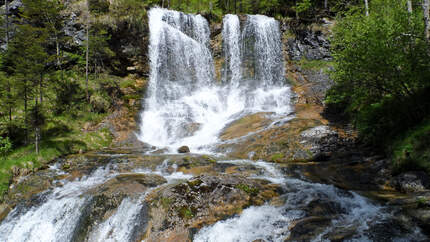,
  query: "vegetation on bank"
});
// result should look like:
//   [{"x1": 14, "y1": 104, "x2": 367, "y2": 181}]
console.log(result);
[{"x1": 326, "y1": 0, "x2": 430, "y2": 174}]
